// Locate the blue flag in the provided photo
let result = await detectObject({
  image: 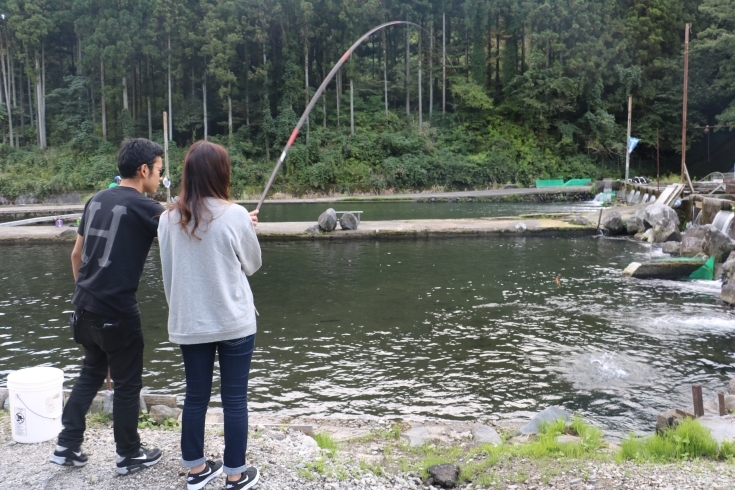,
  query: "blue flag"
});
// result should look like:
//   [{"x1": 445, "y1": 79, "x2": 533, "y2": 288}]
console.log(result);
[{"x1": 627, "y1": 137, "x2": 641, "y2": 155}]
